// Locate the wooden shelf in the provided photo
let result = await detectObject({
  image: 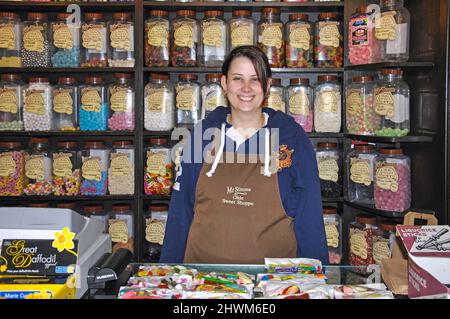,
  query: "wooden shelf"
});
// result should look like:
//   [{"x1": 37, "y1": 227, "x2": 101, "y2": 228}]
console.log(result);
[
  {"x1": 344, "y1": 61, "x2": 434, "y2": 71},
  {"x1": 1, "y1": 195, "x2": 135, "y2": 201},
  {"x1": 0, "y1": 1, "x2": 135, "y2": 12},
  {"x1": 142, "y1": 195, "x2": 171, "y2": 200},
  {"x1": 344, "y1": 200, "x2": 407, "y2": 218},
  {"x1": 0, "y1": 67, "x2": 135, "y2": 73},
  {"x1": 144, "y1": 67, "x2": 343, "y2": 74},
  {"x1": 308, "y1": 132, "x2": 344, "y2": 139},
  {"x1": 344, "y1": 134, "x2": 434, "y2": 143},
  {"x1": 0, "y1": 131, "x2": 135, "y2": 137}
]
